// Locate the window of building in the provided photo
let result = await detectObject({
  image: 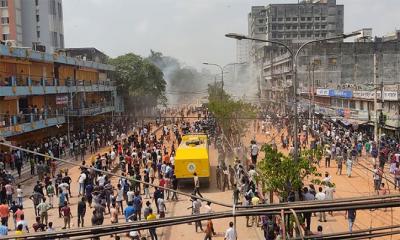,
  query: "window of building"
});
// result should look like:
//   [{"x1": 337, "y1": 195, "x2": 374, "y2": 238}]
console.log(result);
[
  {"x1": 1, "y1": 17, "x2": 9, "y2": 24},
  {"x1": 36, "y1": 15, "x2": 40, "y2": 22},
  {"x1": 321, "y1": 32, "x2": 327, "y2": 37},
  {"x1": 301, "y1": 33, "x2": 305, "y2": 38},
  {"x1": 51, "y1": 31, "x2": 58, "y2": 47},
  {"x1": 359, "y1": 101, "x2": 364, "y2": 110},
  {"x1": 307, "y1": 17, "x2": 312, "y2": 21},
  {"x1": 301, "y1": 17, "x2": 306, "y2": 21},
  {"x1": 286, "y1": 17, "x2": 291, "y2": 21},
  {"x1": 272, "y1": 25, "x2": 276, "y2": 30},
  {"x1": 49, "y1": 0, "x2": 56, "y2": 15},
  {"x1": 286, "y1": 25, "x2": 291, "y2": 29},
  {"x1": 60, "y1": 34, "x2": 64, "y2": 48},
  {"x1": 0, "y1": 0, "x2": 7, "y2": 7},
  {"x1": 2, "y1": 34, "x2": 8, "y2": 40},
  {"x1": 272, "y1": 18, "x2": 276, "y2": 22},
  {"x1": 315, "y1": 25, "x2": 320, "y2": 29},
  {"x1": 292, "y1": 33, "x2": 298, "y2": 38},
  {"x1": 35, "y1": 0, "x2": 39, "y2": 6},
  {"x1": 36, "y1": 31, "x2": 40, "y2": 38},
  {"x1": 258, "y1": 27, "x2": 264, "y2": 32},
  {"x1": 259, "y1": 19, "x2": 264, "y2": 24},
  {"x1": 307, "y1": 32, "x2": 312, "y2": 37},
  {"x1": 277, "y1": 33, "x2": 282, "y2": 38},
  {"x1": 300, "y1": 25, "x2": 305, "y2": 29},
  {"x1": 272, "y1": 33, "x2": 277, "y2": 38},
  {"x1": 292, "y1": 17, "x2": 297, "y2": 21},
  {"x1": 338, "y1": 10, "x2": 342, "y2": 15},
  {"x1": 315, "y1": 17, "x2": 320, "y2": 21},
  {"x1": 321, "y1": 25, "x2": 326, "y2": 29},
  {"x1": 307, "y1": 25, "x2": 312, "y2": 29},
  {"x1": 278, "y1": 18, "x2": 283, "y2": 21},
  {"x1": 286, "y1": 33, "x2": 291, "y2": 38},
  {"x1": 321, "y1": 17, "x2": 326, "y2": 21},
  {"x1": 315, "y1": 33, "x2": 320, "y2": 37},
  {"x1": 329, "y1": 57, "x2": 337, "y2": 65},
  {"x1": 278, "y1": 25, "x2": 283, "y2": 30}
]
